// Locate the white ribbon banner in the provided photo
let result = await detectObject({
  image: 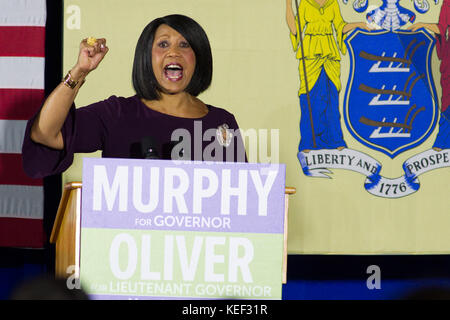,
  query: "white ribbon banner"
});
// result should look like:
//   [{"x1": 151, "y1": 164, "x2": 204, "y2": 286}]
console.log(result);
[{"x1": 298, "y1": 148, "x2": 450, "y2": 198}]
